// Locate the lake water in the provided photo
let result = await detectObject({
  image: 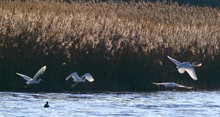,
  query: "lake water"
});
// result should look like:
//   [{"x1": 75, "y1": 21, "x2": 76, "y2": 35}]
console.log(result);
[{"x1": 0, "y1": 91, "x2": 220, "y2": 117}]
